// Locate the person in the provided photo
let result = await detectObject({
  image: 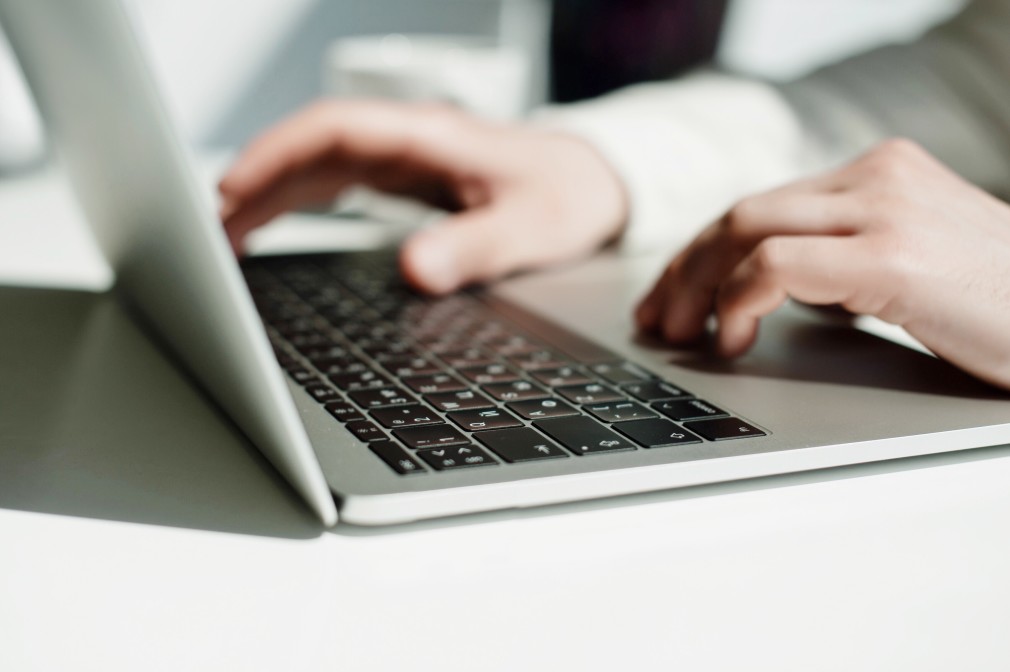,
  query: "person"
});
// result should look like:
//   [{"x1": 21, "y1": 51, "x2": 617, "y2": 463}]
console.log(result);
[{"x1": 219, "y1": 0, "x2": 1010, "y2": 390}]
